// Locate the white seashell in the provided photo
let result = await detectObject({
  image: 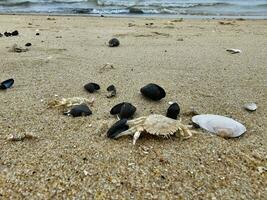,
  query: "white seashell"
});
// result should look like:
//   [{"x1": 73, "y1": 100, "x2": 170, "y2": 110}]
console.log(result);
[
  {"x1": 192, "y1": 114, "x2": 246, "y2": 138},
  {"x1": 244, "y1": 102, "x2": 257, "y2": 111},
  {"x1": 226, "y1": 48, "x2": 242, "y2": 54}
]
